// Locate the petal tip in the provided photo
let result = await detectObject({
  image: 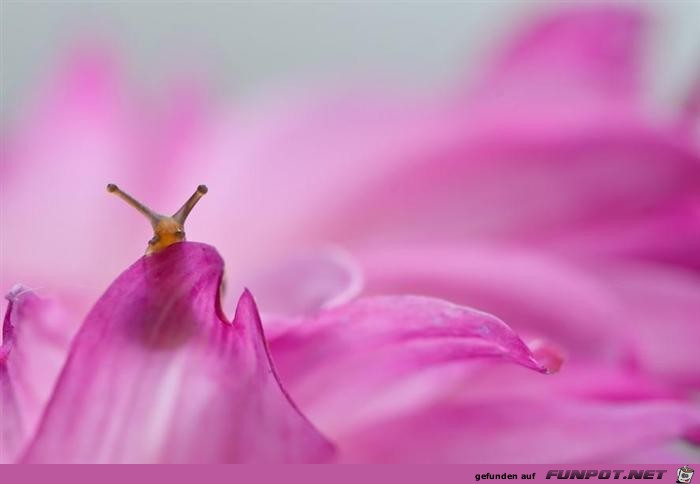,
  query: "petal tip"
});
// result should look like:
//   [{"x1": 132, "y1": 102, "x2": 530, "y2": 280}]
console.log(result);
[
  {"x1": 2, "y1": 285, "x2": 38, "y2": 358},
  {"x1": 235, "y1": 288, "x2": 258, "y2": 319},
  {"x1": 528, "y1": 338, "x2": 565, "y2": 374}
]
